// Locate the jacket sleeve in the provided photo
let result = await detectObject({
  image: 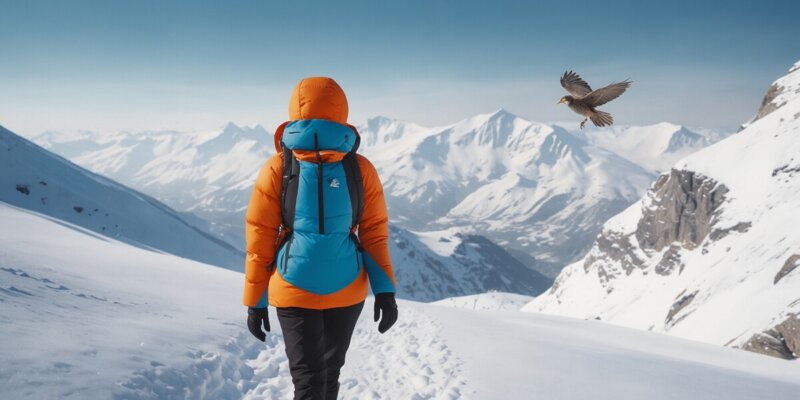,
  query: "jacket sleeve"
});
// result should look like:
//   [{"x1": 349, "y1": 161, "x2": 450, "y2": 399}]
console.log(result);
[
  {"x1": 242, "y1": 154, "x2": 284, "y2": 307},
  {"x1": 357, "y1": 155, "x2": 397, "y2": 294}
]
